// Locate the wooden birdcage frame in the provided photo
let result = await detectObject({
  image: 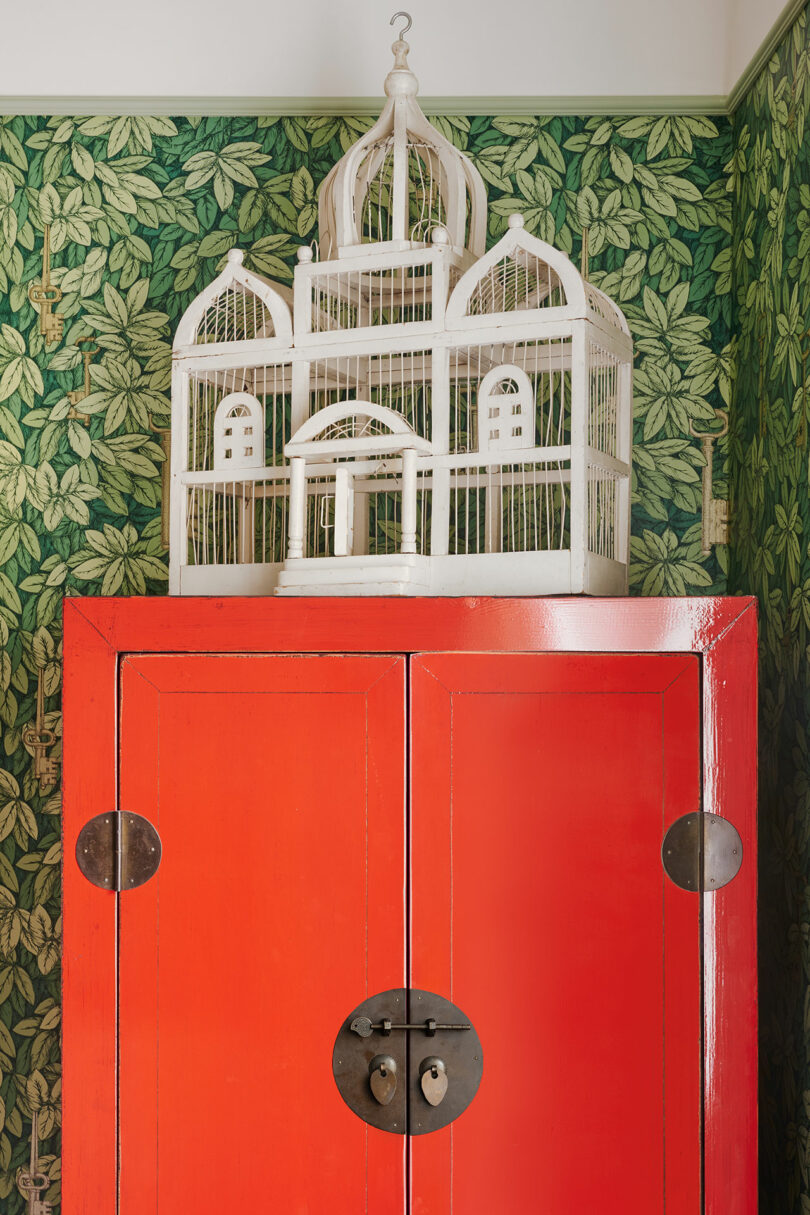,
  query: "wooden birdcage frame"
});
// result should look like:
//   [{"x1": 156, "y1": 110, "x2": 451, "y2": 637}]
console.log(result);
[{"x1": 169, "y1": 28, "x2": 632, "y2": 598}]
